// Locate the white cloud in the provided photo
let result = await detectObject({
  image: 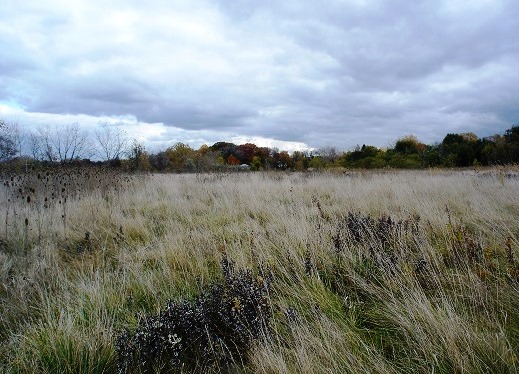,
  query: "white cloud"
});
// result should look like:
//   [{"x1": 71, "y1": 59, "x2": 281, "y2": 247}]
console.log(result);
[
  {"x1": 1, "y1": 0, "x2": 518, "y2": 151},
  {"x1": 230, "y1": 136, "x2": 311, "y2": 153}
]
